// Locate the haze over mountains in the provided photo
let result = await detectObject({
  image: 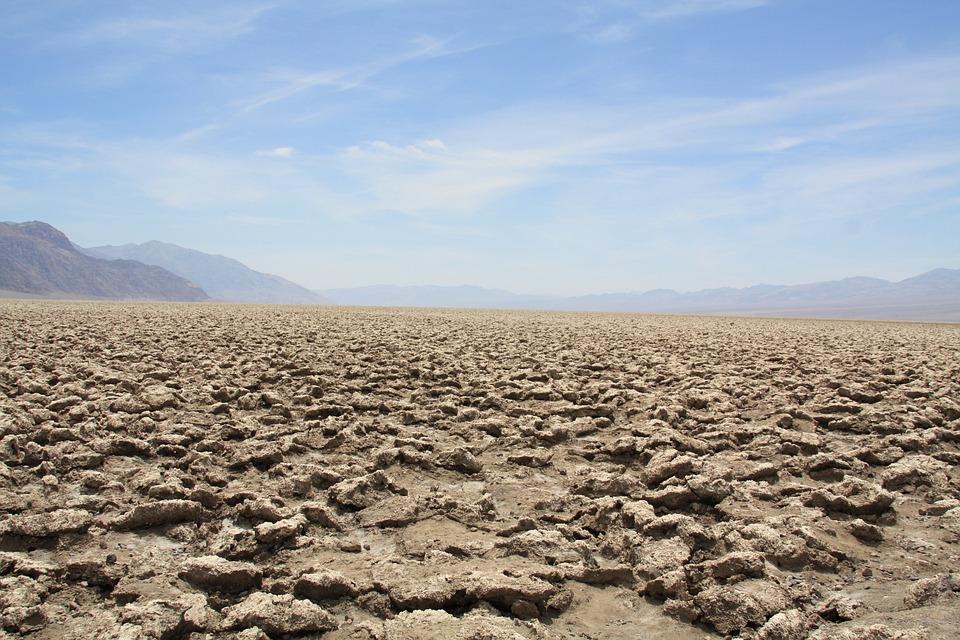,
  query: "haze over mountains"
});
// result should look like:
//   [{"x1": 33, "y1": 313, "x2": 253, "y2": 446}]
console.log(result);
[
  {"x1": 85, "y1": 241, "x2": 328, "y2": 305},
  {"x1": 320, "y1": 272, "x2": 960, "y2": 321},
  {"x1": 1, "y1": 221, "x2": 957, "y2": 320}
]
